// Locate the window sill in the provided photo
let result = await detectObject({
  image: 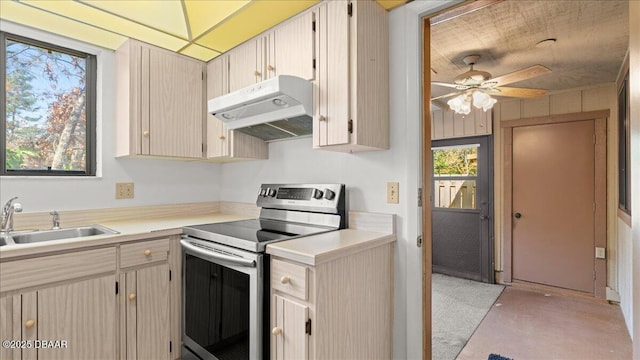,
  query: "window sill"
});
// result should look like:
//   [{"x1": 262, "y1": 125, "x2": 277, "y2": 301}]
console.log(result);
[{"x1": 617, "y1": 208, "x2": 631, "y2": 227}]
